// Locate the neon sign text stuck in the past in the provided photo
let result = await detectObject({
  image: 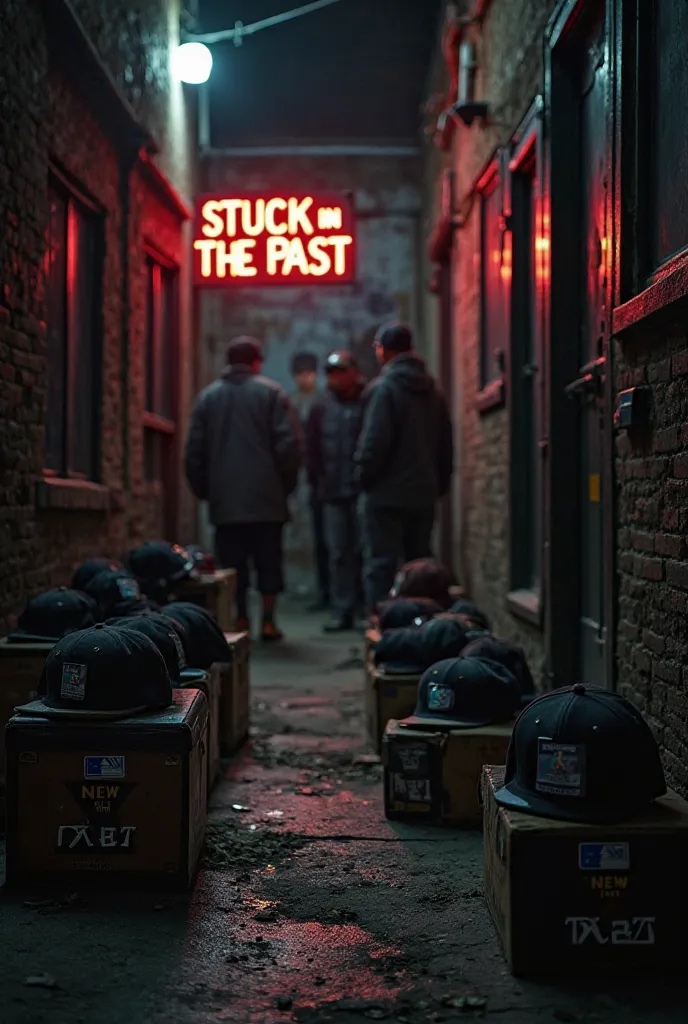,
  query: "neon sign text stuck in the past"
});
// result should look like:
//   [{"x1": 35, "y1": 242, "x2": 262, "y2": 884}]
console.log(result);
[{"x1": 193, "y1": 192, "x2": 356, "y2": 285}]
